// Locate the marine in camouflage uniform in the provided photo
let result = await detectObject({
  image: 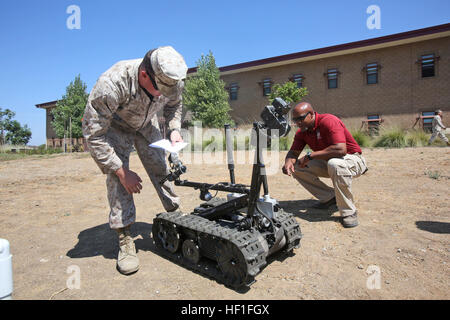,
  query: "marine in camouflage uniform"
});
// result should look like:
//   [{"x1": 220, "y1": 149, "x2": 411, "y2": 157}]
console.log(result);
[
  {"x1": 82, "y1": 46, "x2": 188, "y2": 274},
  {"x1": 428, "y1": 110, "x2": 449, "y2": 146}
]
